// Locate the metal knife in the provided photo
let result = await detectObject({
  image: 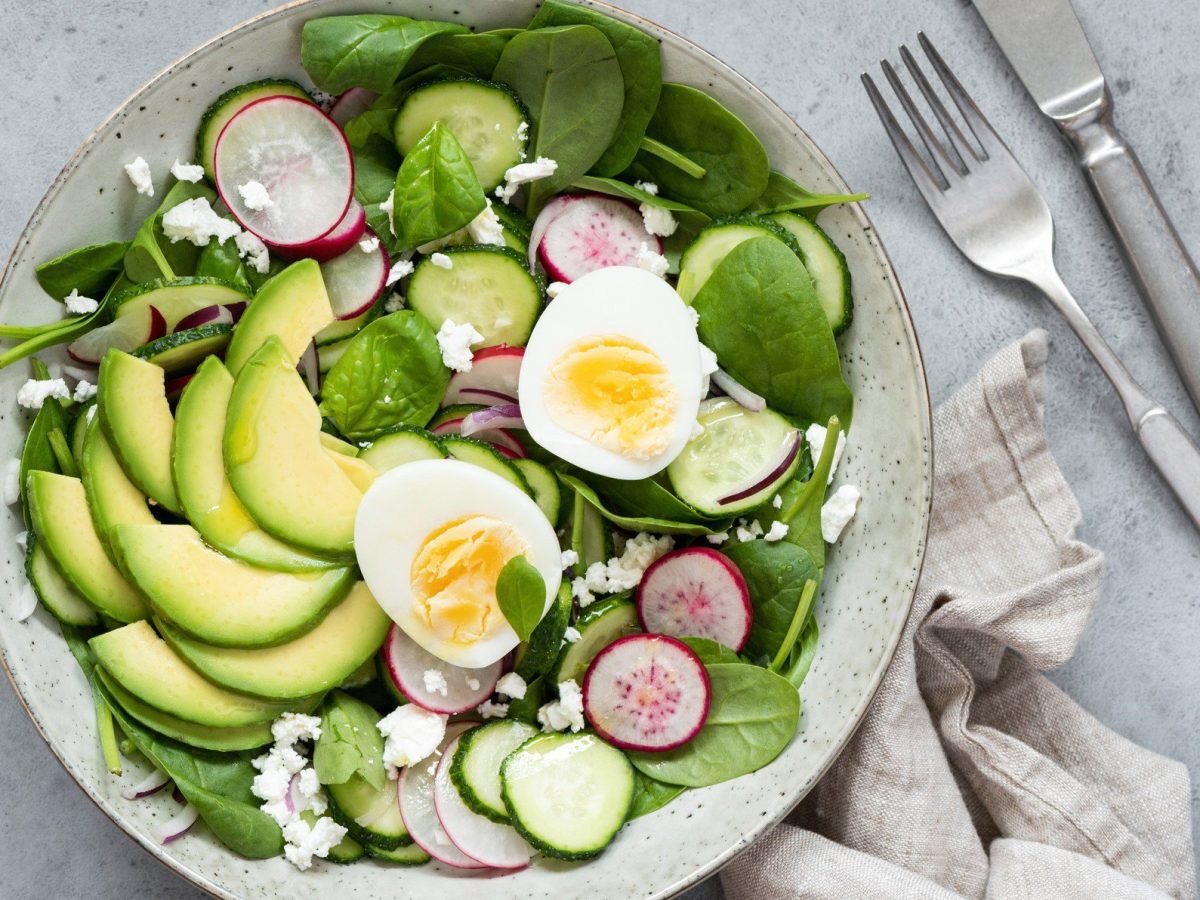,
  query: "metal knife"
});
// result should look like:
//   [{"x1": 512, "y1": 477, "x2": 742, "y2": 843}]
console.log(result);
[{"x1": 972, "y1": 0, "x2": 1200, "y2": 414}]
